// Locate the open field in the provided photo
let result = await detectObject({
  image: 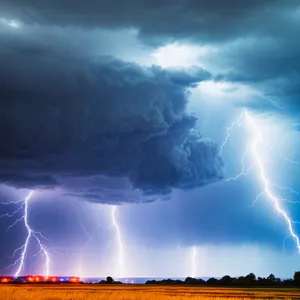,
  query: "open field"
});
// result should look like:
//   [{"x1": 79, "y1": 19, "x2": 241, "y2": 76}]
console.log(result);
[{"x1": 0, "y1": 285, "x2": 300, "y2": 300}]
